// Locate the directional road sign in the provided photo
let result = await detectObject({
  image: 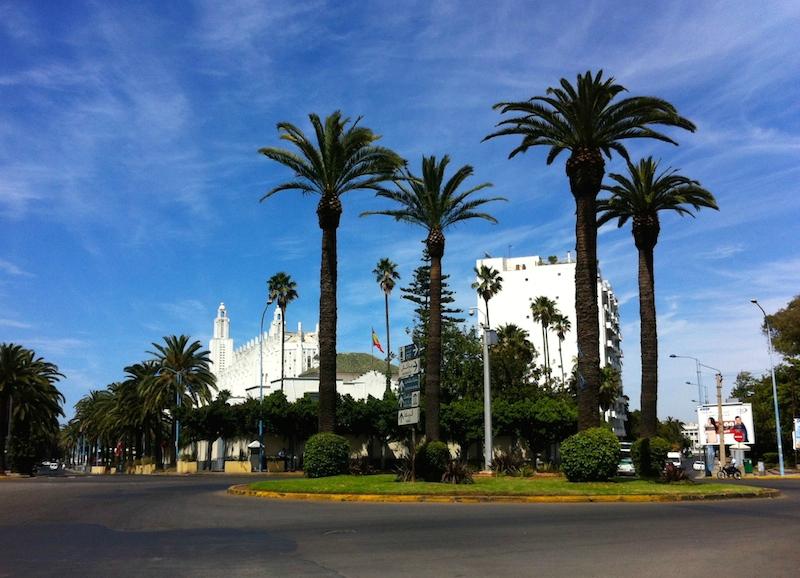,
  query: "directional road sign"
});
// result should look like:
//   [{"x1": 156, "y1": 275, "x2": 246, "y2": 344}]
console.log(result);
[
  {"x1": 398, "y1": 407, "x2": 420, "y2": 426},
  {"x1": 398, "y1": 358, "x2": 421, "y2": 379},
  {"x1": 398, "y1": 390, "x2": 420, "y2": 409},
  {"x1": 399, "y1": 373, "x2": 421, "y2": 393},
  {"x1": 399, "y1": 344, "x2": 420, "y2": 362}
]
